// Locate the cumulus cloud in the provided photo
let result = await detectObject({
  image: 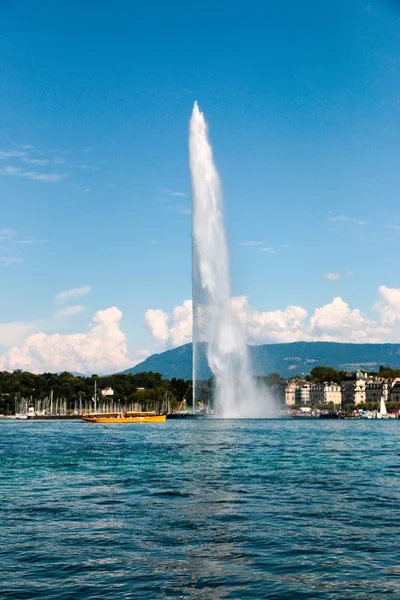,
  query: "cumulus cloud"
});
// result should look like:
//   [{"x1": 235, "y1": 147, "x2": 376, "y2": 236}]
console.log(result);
[
  {"x1": 374, "y1": 286, "x2": 400, "y2": 327},
  {"x1": 0, "y1": 307, "x2": 132, "y2": 374},
  {"x1": 145, "y1": 286, "x2": 400, "y2": 347},
  {"x1": 145, "y1": 301, "x2": 193, "y2": 347},
  {"x1": 324, "y1": 272, "x2": 341, "y2": 281},
  {"x1": 0, "y1": 322, "x2": 38, "y2": 347},
  {"x1": 309, "y1": 297, "x2": 372, "y2": 342},
  {"x1": 56, "y1": 285, "x2": 91, "y2": 303},
  {"x1": 247, "y1": 304, "x2": 309, "y2": 344},
  {"x1": 144, "y1": 308, "x2": 169, "y2": 344},
  {"x1": 169, "y1": 300, "x2": 193, "y2": 347}
]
